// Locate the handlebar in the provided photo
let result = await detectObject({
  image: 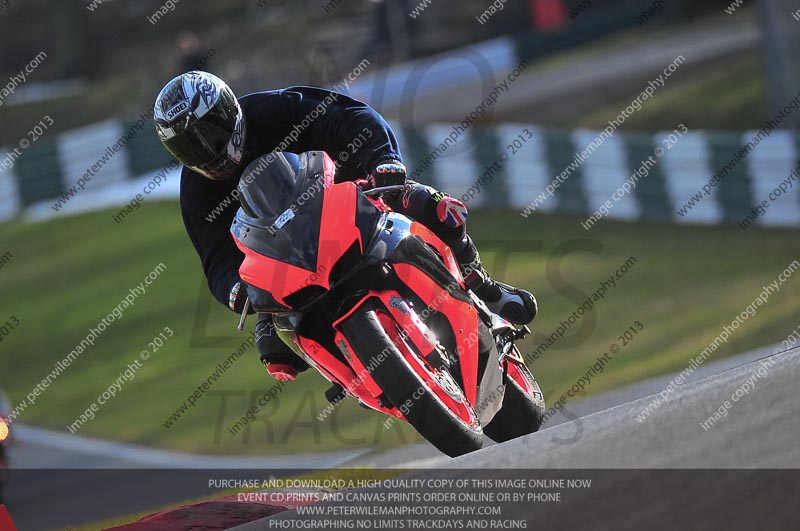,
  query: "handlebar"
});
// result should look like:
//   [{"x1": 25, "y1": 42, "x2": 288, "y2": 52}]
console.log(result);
[{"x1": 362, "y1": 184, "x2": 407, "y2": 197}]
